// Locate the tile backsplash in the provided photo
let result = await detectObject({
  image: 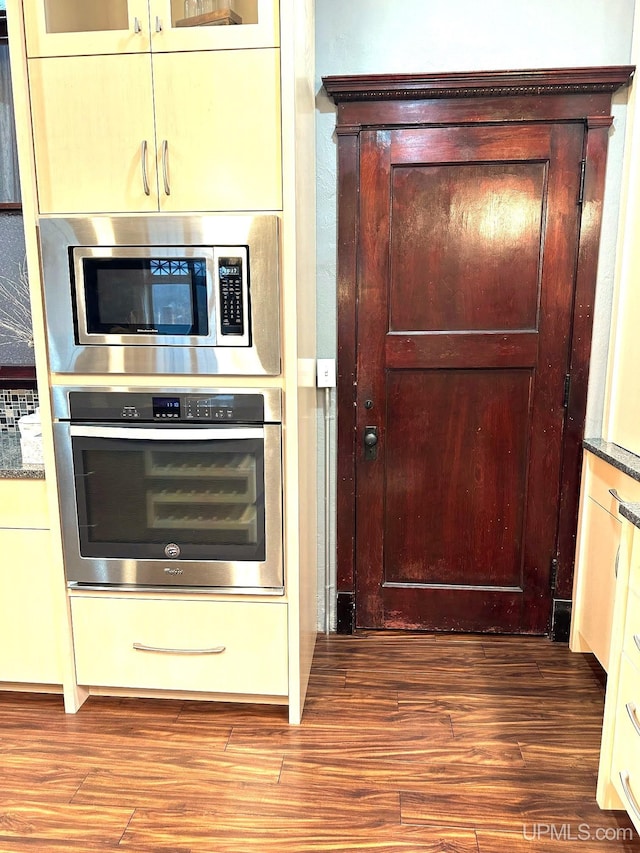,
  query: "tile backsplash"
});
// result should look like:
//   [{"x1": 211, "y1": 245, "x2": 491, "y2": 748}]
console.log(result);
[{"x1": 0, "y1": 388, "x2": 39, "y2": 432}]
